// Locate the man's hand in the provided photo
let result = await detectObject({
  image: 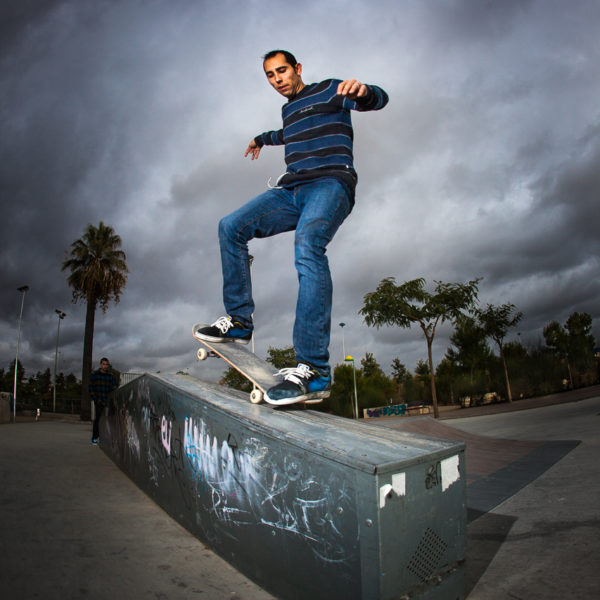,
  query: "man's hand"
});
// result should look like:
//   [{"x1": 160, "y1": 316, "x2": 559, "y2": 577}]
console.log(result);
[
  {"x1": 244, "y1": 139, "x2": 262, "y2": 160},
  {"x1": 337, "y1": 79, "x2": 368, "y2": 100}
]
